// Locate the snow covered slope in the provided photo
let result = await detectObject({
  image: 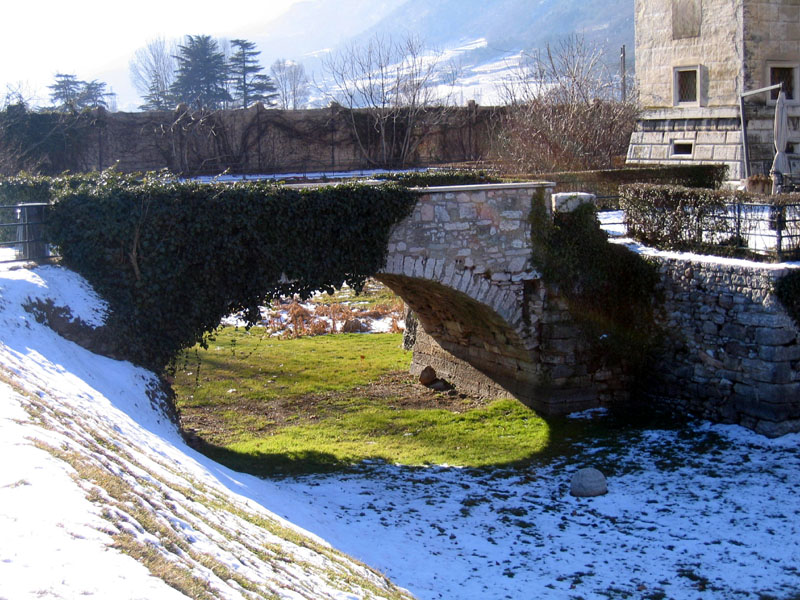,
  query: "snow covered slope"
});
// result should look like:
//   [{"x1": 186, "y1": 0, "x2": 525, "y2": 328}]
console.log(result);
[
  {"x1": 249, "y1": 0, "x2": 633, "y2": 106},
  {"x1": 0, "y1": 265, "x2": 411, "y2": 600},
  {"x1": 2, "y1": 262, "x2": 800, "y2": 599}
]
